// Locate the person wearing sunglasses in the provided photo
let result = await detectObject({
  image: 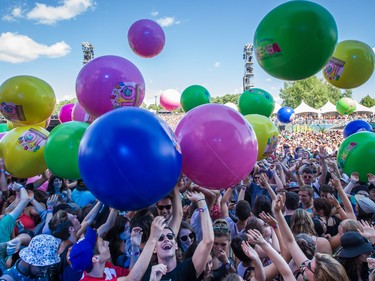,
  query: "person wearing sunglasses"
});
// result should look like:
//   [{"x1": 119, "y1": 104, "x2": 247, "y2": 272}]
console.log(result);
[
  {"x1": 177, "y1": 221, "x2": 196, "y2": 254},
  {"x1": 155, "y1": 184, "x2": 183, "y2": 236},
  {"x1": 143, "y1": 191, "x2": 214, "y2": 281}
]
